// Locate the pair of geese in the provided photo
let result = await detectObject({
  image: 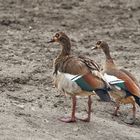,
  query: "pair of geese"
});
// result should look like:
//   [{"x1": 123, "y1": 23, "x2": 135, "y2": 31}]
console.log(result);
[{"x1": 48, "y1": 32, "x2": 140, "y2": 124}]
